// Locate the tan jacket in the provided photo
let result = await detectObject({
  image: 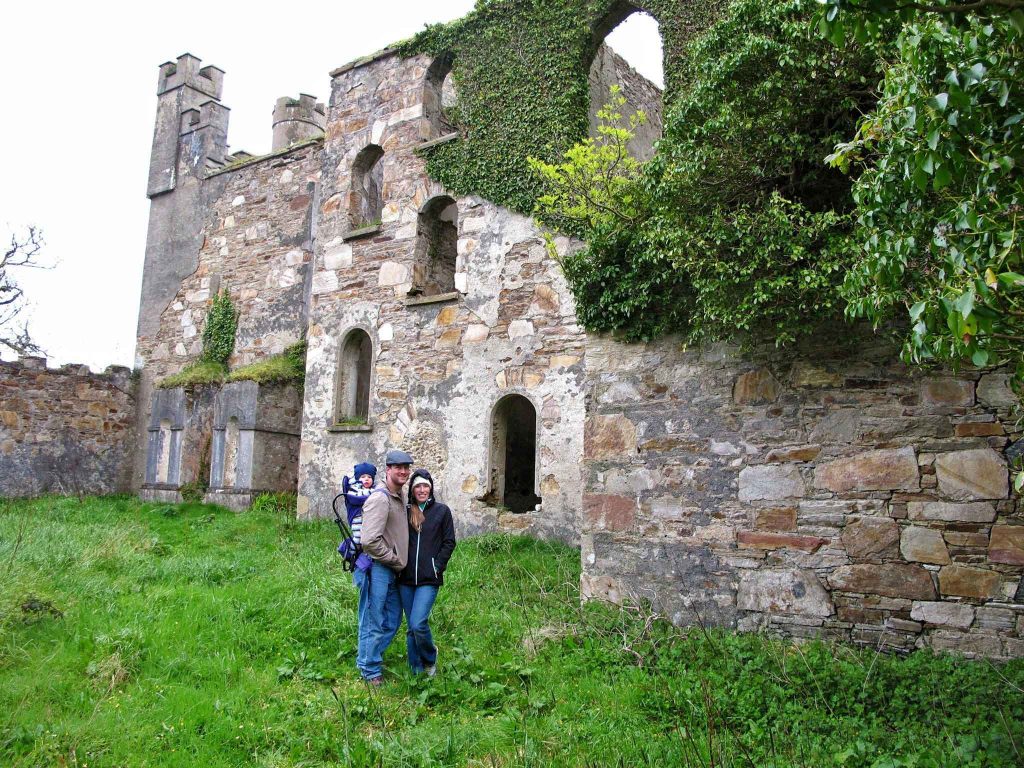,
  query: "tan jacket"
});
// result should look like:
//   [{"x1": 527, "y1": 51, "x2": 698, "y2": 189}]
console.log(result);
[{"x1": 360, "y1": 484, "x2": 409, "y2": 571}]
